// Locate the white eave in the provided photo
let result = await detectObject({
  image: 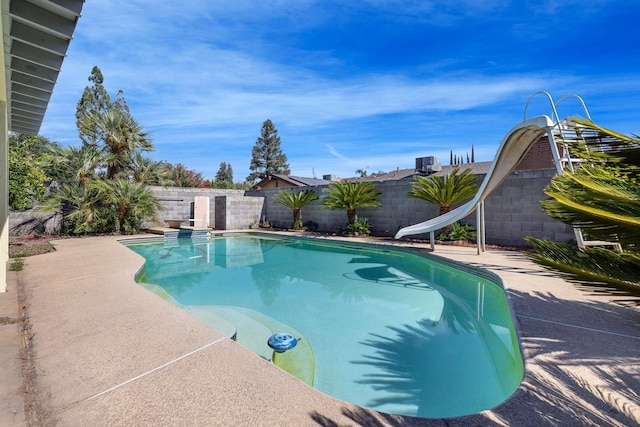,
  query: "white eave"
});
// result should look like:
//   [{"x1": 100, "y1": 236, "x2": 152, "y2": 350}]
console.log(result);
[{"x1": 2, "y1": 0, "x2": 84, "y2": 135}]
